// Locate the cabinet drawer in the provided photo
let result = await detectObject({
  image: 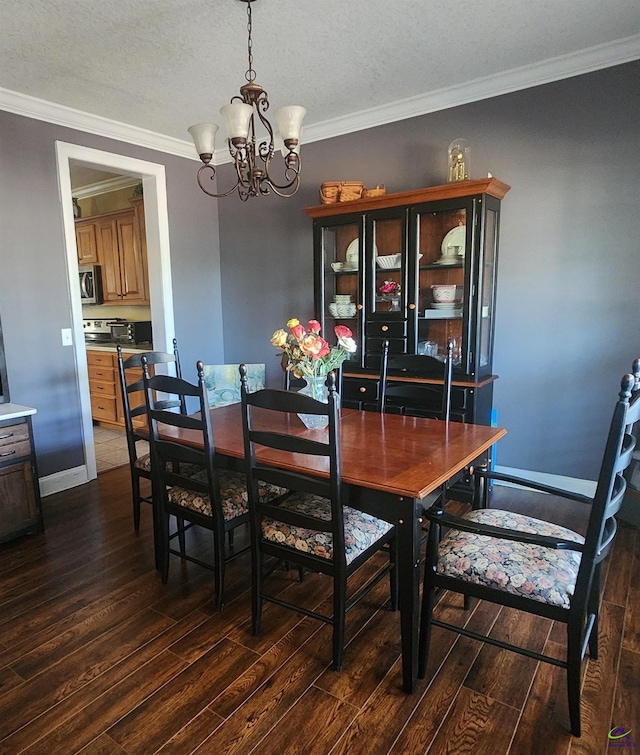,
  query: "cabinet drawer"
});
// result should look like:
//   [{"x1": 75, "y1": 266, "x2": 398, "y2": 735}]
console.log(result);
[
  {"x1": 90, "y1": 394, "x2": 118, "y2": 422},
  {"x1": 89, "y1": 365, "x2": 116, "y2": 383},
  {"x1": 87, "y1": 351, "x2": 116, "y2": 368},
  {"x1": 366, "y1": 321, "x2": 407, "y2": 338},
  {"x1": 342, "y1": 378, "x2": 379, "y2": 403},
  {"x1": 0, "y1": 439, "x2": 31, "y2": 462},
  {"x1": 0, "y1": 422, "x2": 29, "y2": 450},
  {"x1": 90, "y1": 380, "x2": 117, "y2": 398}
]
